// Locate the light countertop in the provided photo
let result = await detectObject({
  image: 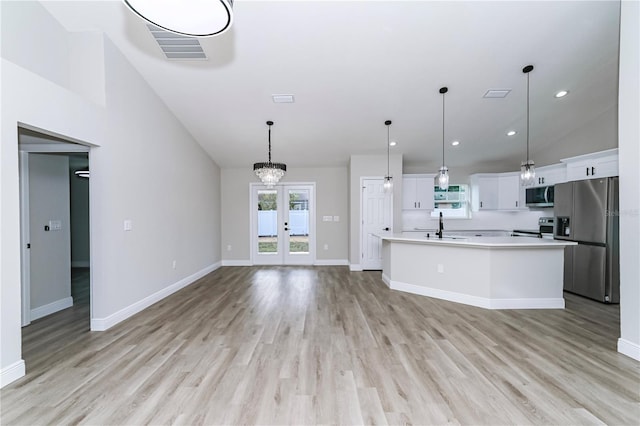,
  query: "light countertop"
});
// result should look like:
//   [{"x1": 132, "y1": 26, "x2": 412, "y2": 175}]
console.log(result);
[{"x1": 377, "y1": 233, "x2": 577, "y2": 248}]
